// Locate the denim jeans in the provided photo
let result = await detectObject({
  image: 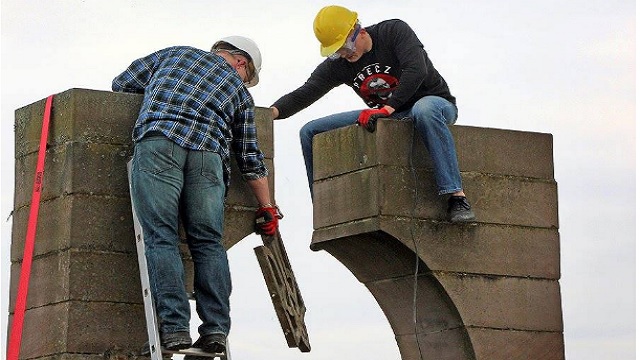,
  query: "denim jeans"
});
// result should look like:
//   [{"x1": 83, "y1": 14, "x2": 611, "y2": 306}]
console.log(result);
[
  {"x1": 130, "y1": 134, "x2": 231, "y2": 338},
  {"x1": 300, "y1": 95, "x2": 462, "y2": 196}
]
